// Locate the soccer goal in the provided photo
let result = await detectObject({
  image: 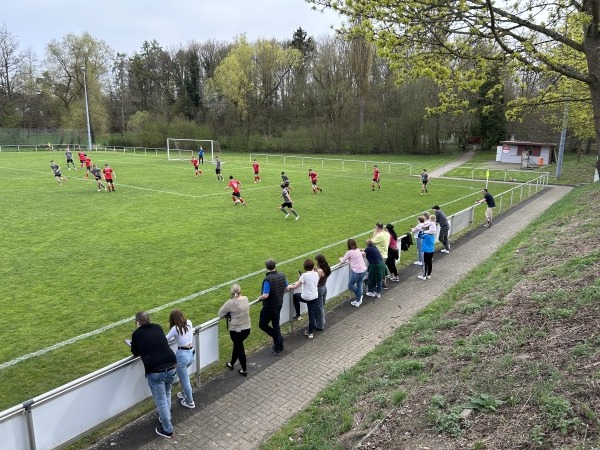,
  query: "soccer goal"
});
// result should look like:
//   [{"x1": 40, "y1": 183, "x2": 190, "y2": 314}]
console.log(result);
[{"x1": 166, "y1": 139, "x2": 221, "y2": 163}]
